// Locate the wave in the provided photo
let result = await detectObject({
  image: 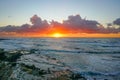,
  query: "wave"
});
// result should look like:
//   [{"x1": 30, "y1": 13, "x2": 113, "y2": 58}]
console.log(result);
[{"x1": 79, "y1": 71, "x2": 120, "y2": 76}]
